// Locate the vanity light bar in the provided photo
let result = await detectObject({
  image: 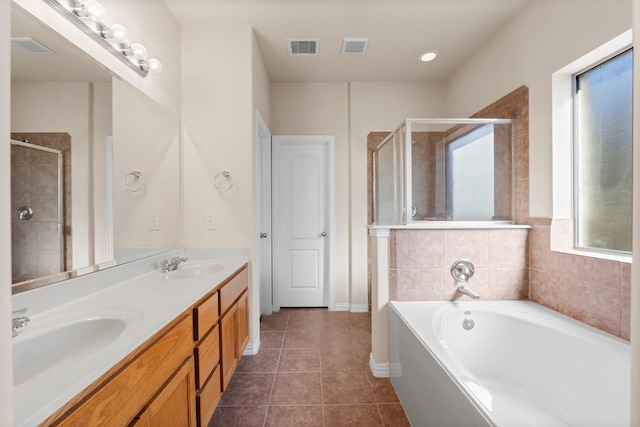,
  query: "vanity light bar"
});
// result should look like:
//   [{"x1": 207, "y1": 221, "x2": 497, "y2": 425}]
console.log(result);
[{"x1": 41, "y1": 0, "x2": 163, "y2": 77}]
